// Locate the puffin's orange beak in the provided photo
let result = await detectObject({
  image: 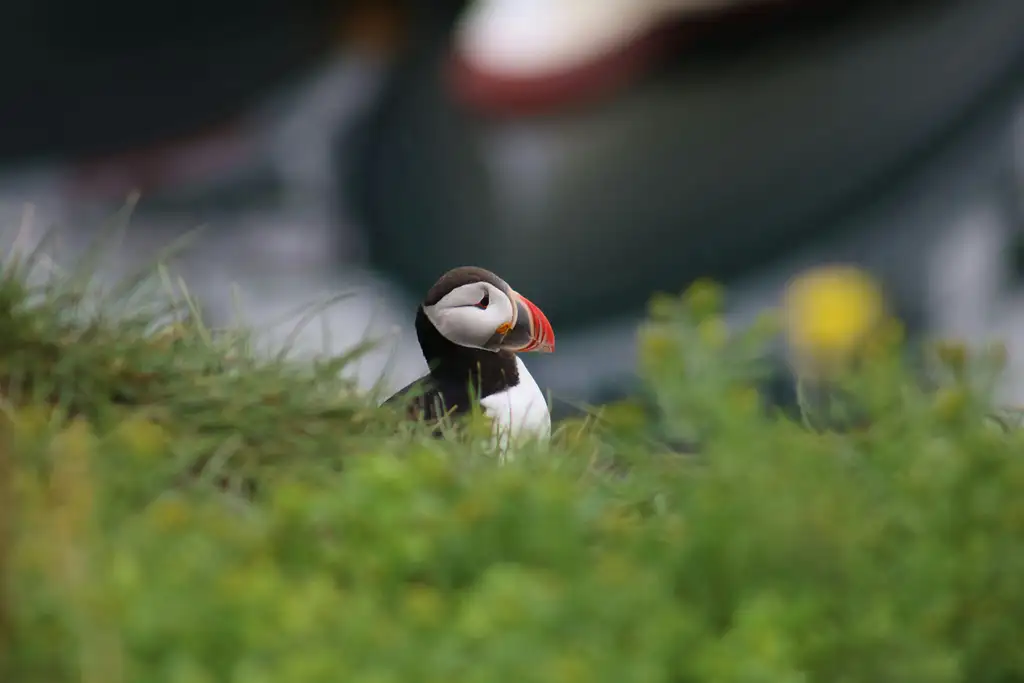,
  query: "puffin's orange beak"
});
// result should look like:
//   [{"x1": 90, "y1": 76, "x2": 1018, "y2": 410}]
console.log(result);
[{"x1": 504, "y1": 290, "x2": 555, "y2": 353}]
